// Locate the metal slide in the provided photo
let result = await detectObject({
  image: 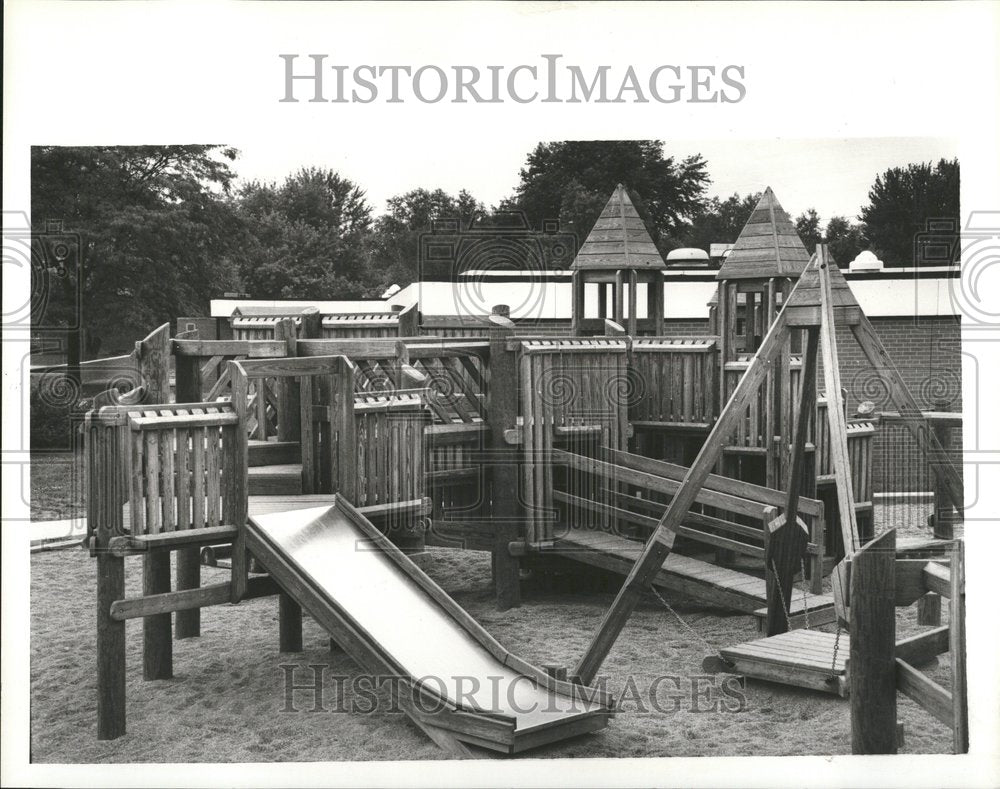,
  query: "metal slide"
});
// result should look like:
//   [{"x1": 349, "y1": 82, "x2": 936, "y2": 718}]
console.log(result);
[{"x1": 245, "y1": 497, "x2": 612, "y2": 754}]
